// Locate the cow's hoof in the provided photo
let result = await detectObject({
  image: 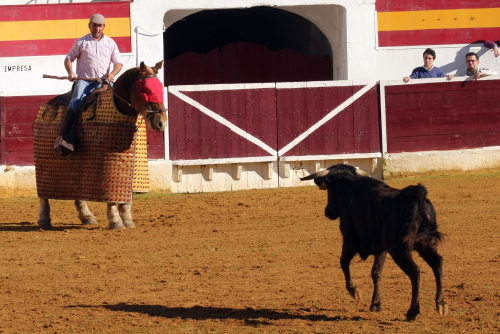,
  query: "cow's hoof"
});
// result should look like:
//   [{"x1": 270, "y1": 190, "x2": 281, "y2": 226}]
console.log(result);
[
  {"x1": 37, "y1": 219, "x2": 53, "y2": 229},
  {"x1": 122, "y1": 220, "x2": 136, "y2": 228},
  {"x1": 437, "y1": 301, "x2": 449, "y2": 317},
  {"x1": 370, "y1": 303, "x2": 382, "y2": 312},
  {"x1": 82, "y1": 217, "x2": 98, "y2": 225},
  {"x1": 348, "y1": 287, "x2": 361, "y2": 300},
  {"x1": 109, "y1": 222, "x2": 126, "y2": 229},
  {"x1": 405, "y1": 311, "x2": 419, "y2": 322}
]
